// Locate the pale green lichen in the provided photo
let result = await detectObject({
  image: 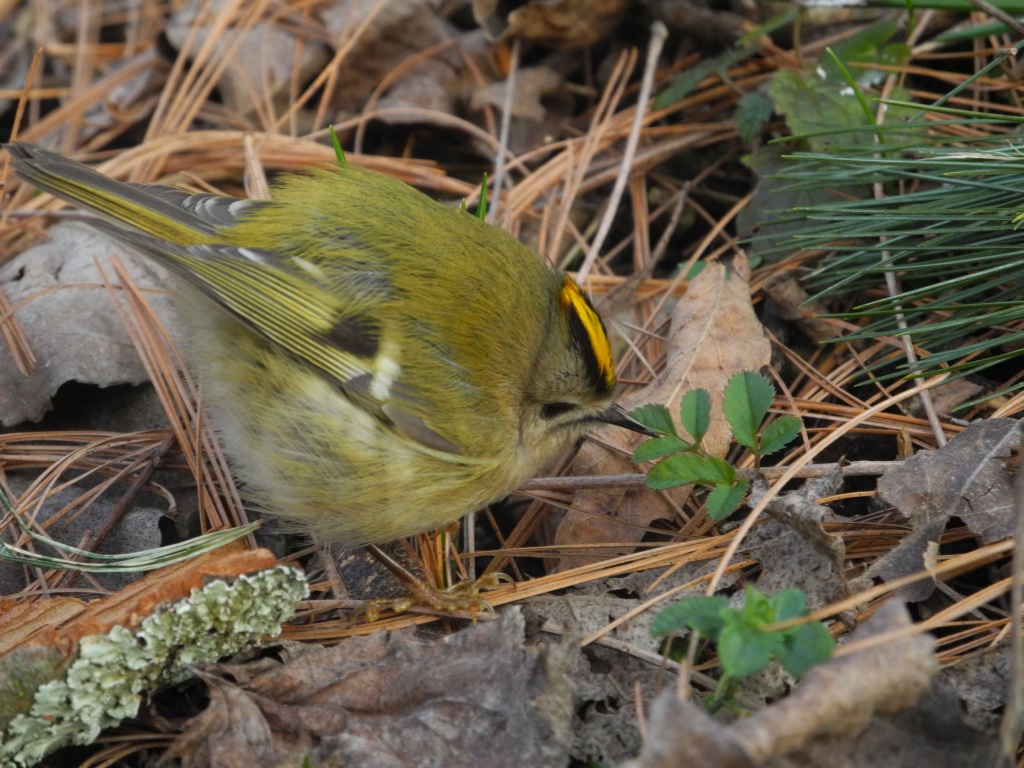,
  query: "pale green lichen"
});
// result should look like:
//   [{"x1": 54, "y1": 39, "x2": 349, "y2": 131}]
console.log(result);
[{"x1": 0, "y1": 565, "x2": 308, "y2": 767}]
